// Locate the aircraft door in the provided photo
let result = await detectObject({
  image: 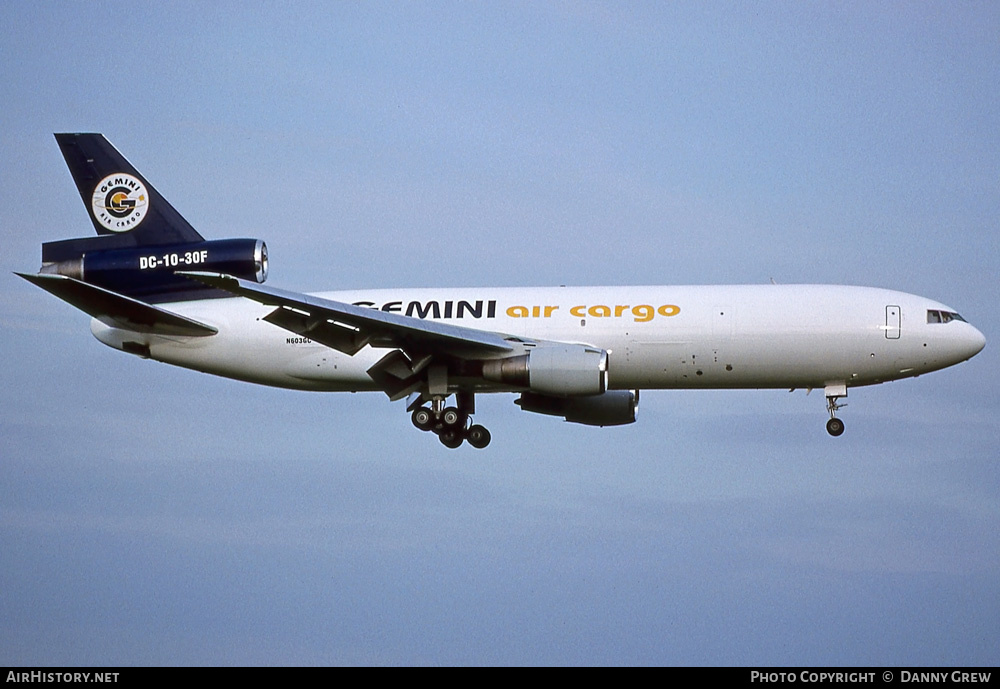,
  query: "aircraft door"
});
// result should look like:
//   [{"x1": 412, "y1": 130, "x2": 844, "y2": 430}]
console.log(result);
[{"x1": 885, "y1": 305, "x2": 900, "y2": 339}]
